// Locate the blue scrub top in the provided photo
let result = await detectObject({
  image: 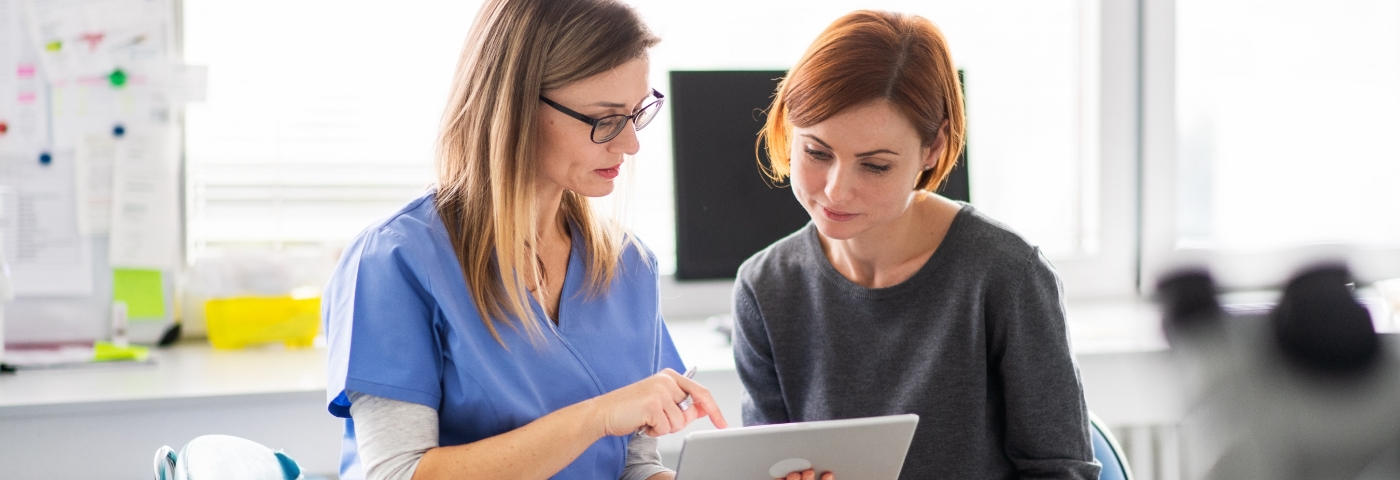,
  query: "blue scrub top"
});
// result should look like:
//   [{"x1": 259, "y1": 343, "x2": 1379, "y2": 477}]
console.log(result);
[{"x1": 324, "y1": 192, "x2": 685, "y2": 480}]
